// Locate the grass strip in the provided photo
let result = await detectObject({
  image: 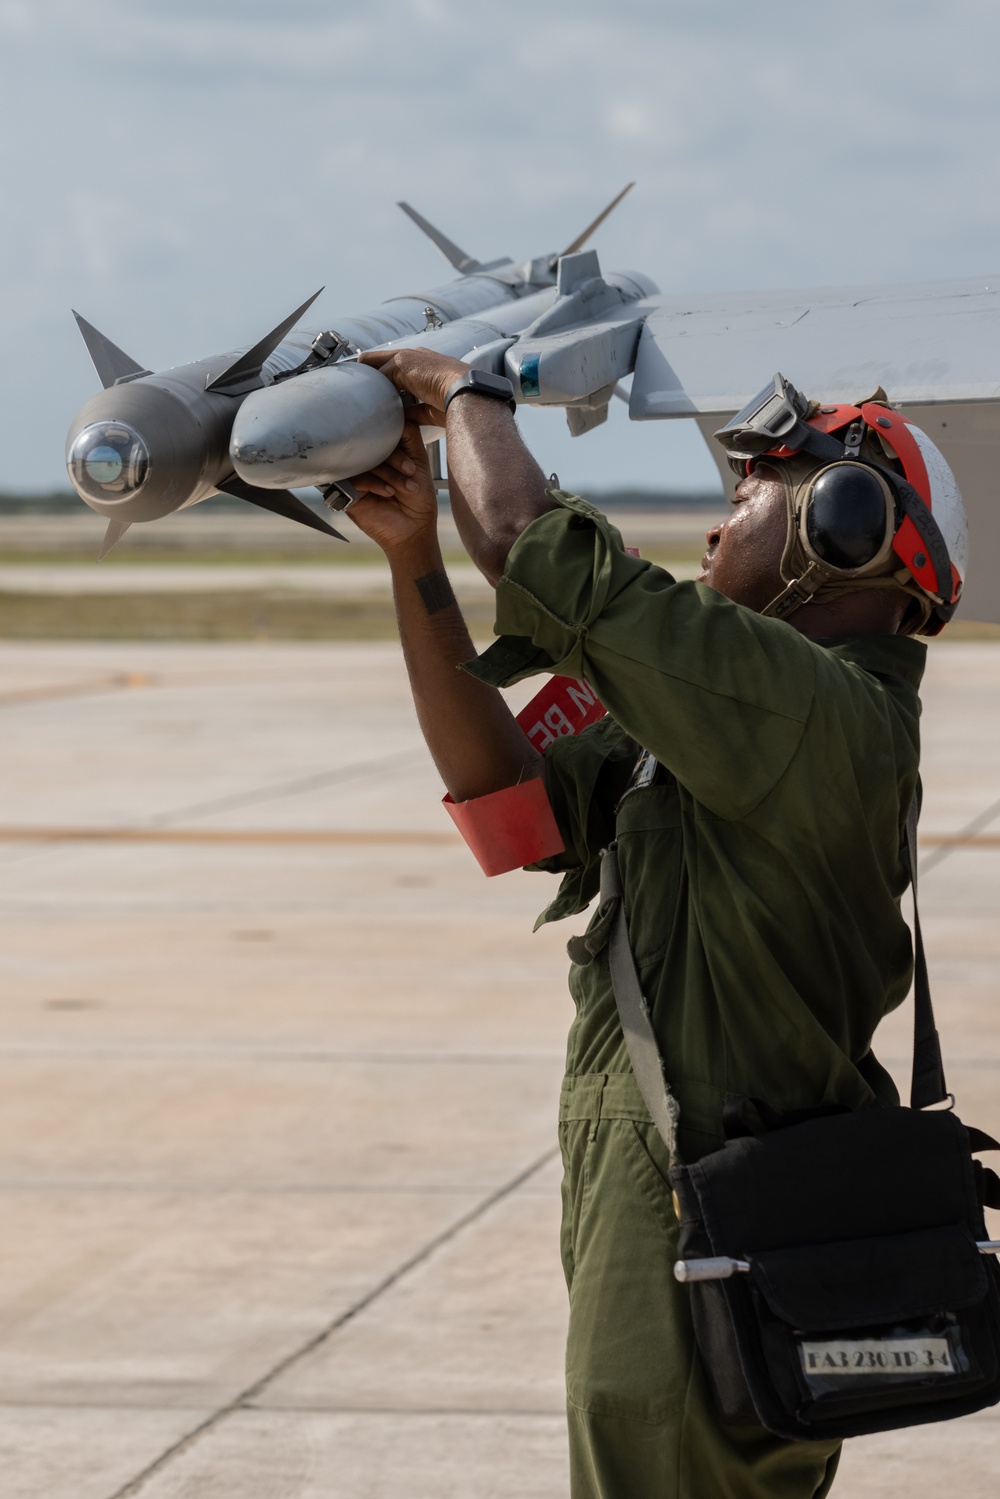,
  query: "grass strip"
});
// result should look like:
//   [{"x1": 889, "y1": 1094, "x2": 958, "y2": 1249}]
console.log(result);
[
  {"x1": 0, "y1": 587, "x2": 996, "y2": 643},
  {"x1": 0, "y1": 545, "x2": 704, "y2": 568},
  {"x1": 0, "y1": 590, "x2": 500, "y2": 641}
]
